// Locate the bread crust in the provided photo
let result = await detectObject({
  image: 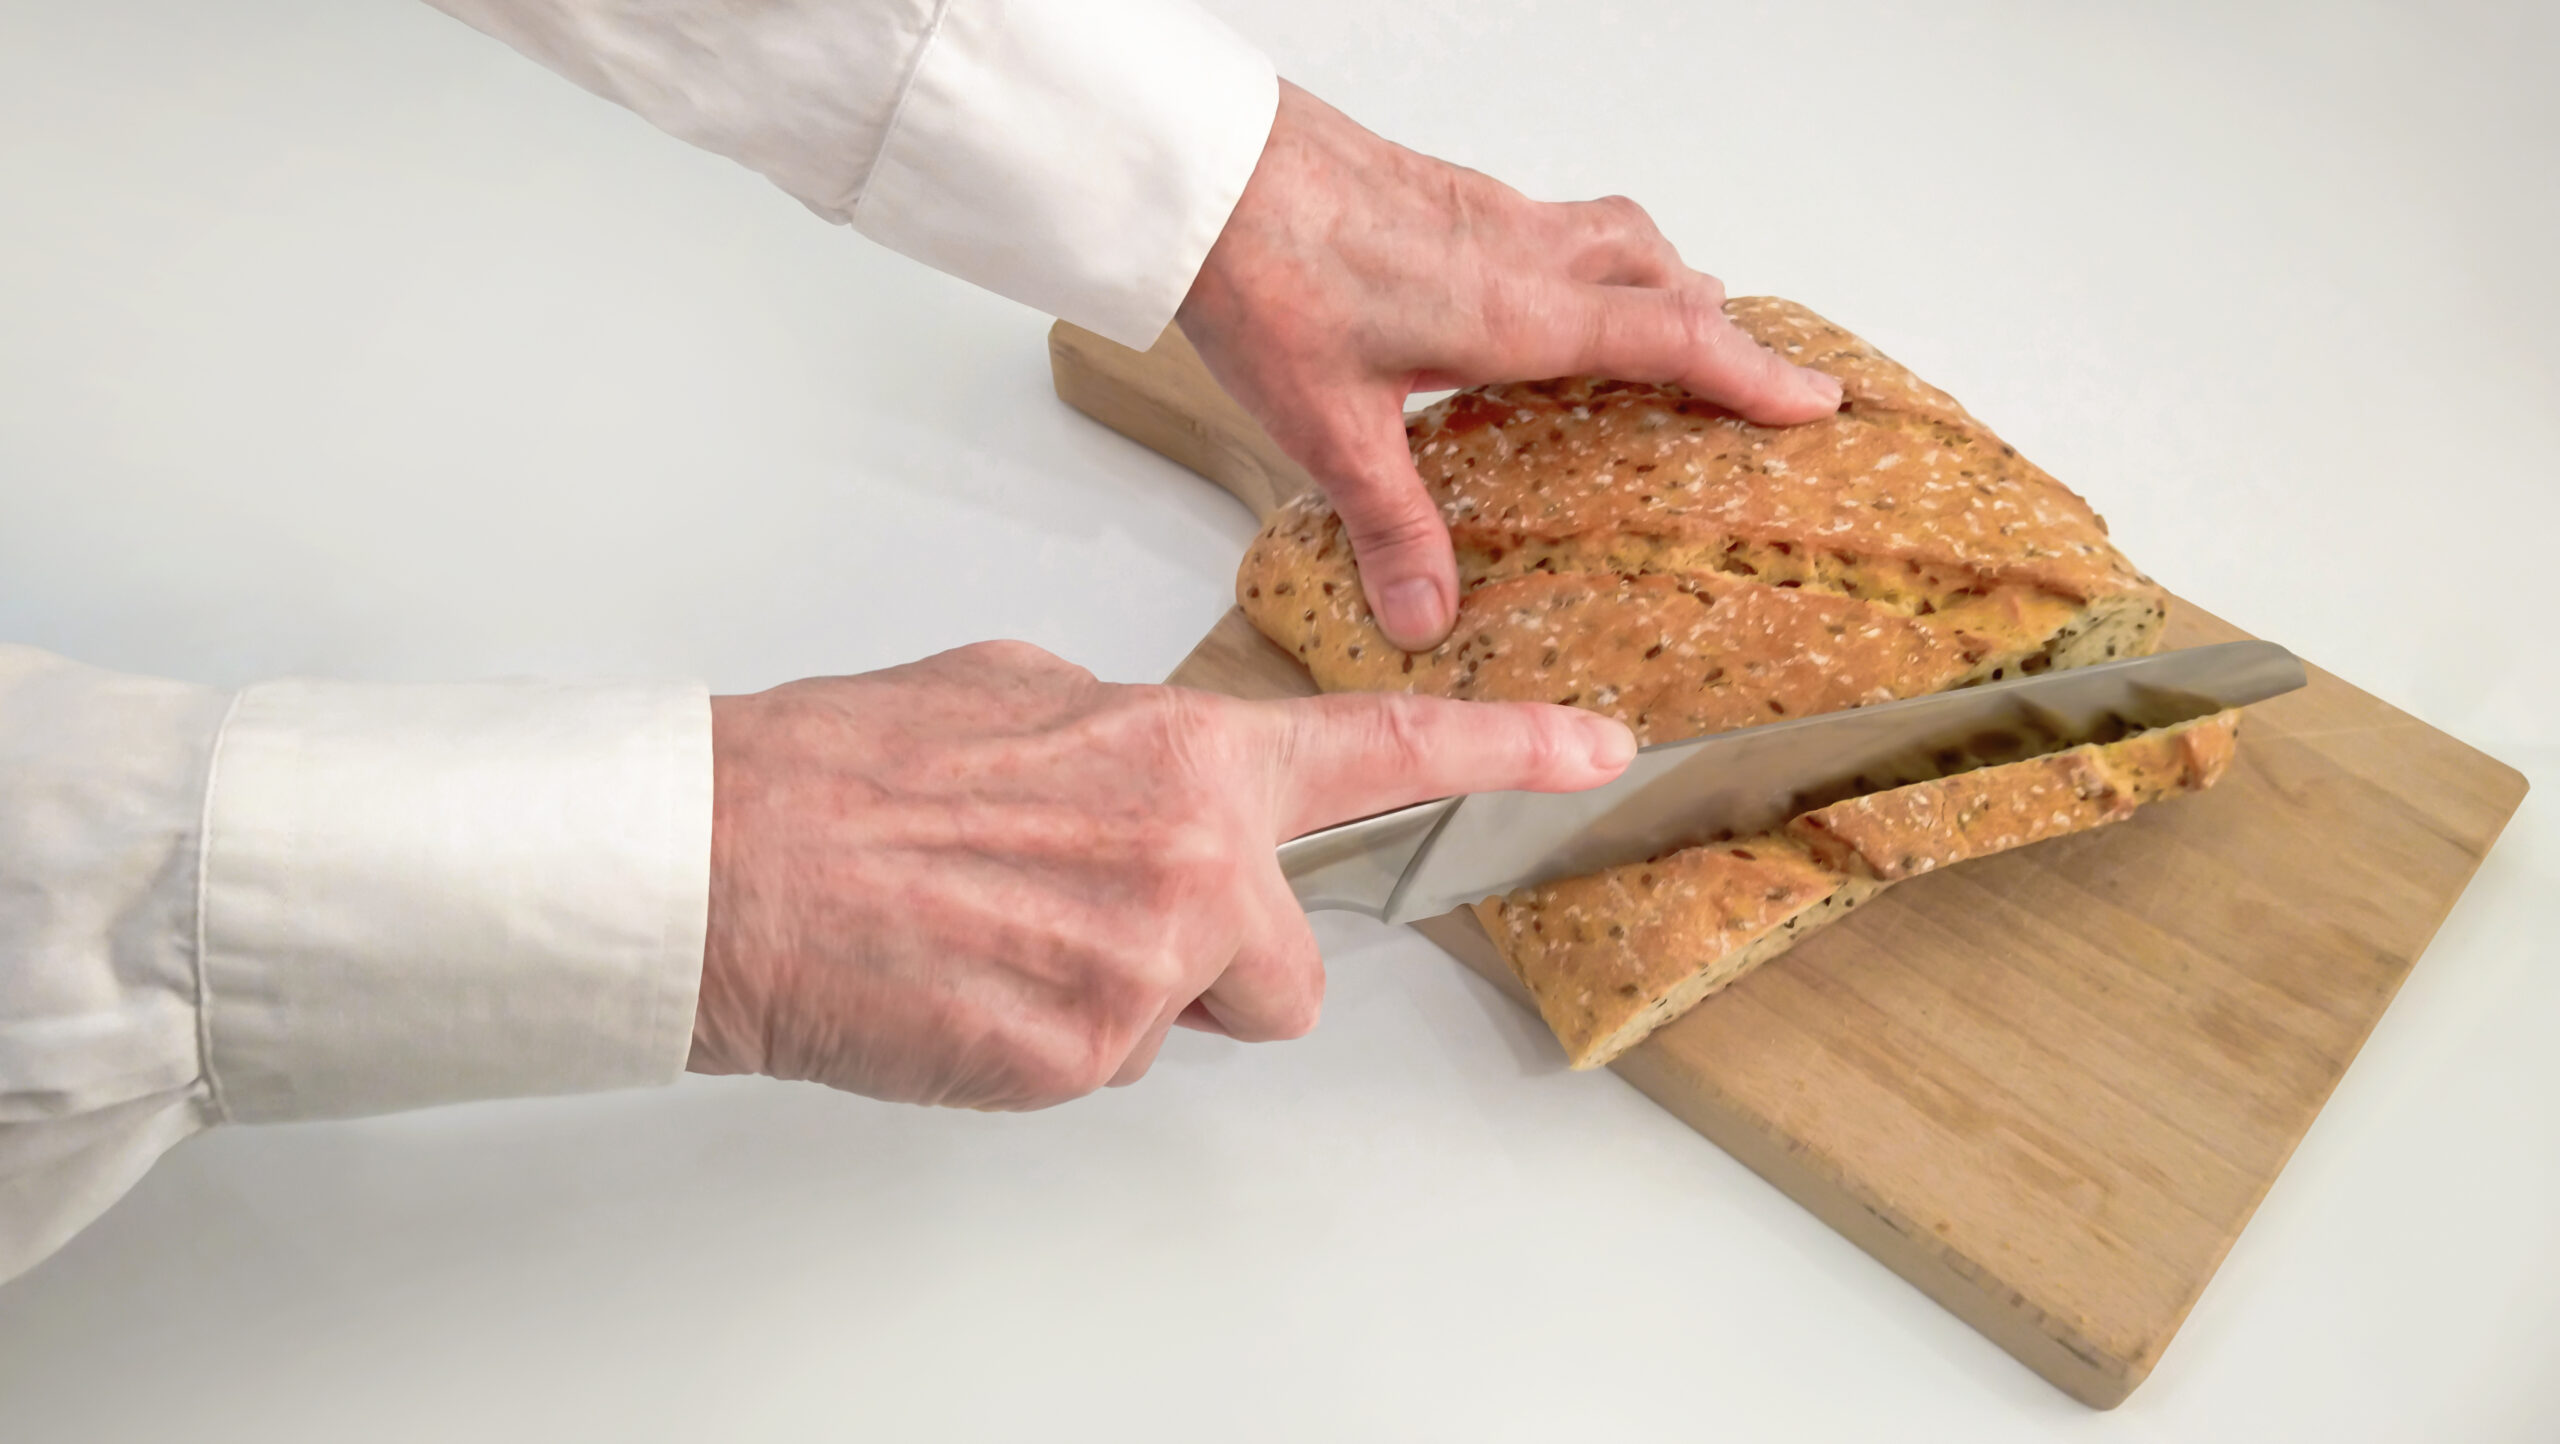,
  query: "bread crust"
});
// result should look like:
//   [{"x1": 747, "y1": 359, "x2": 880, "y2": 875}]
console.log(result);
[
  {"x1": 1238, "y1": 297, "x2": 2169, "y2": 744},
  {"x1": 1471, "y1": 837, "x2": 1856, "y2": 1068},
  {"x1": 1789, "y1": 712, "x2": 2240, "y2": 882},
  {"x1": 1477, "y1": 714, "x2": 2242, "y2": 1069},
  {"x1": 1238, "y1": 295, "x2": 2218, "y2": 1068}
]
